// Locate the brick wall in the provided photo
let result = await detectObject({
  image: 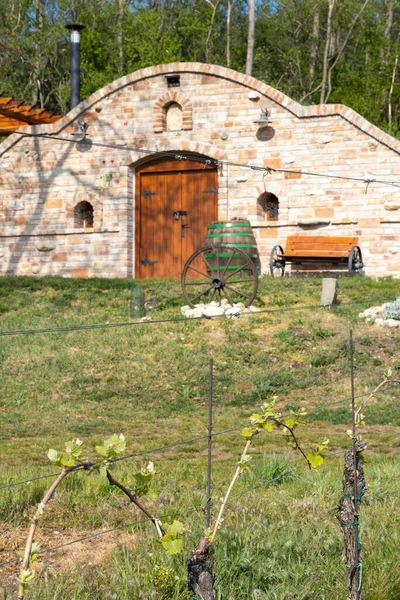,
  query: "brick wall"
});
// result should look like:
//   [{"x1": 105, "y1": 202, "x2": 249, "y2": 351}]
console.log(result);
[{"x1": 1, "y1": 62, "x2": 400, "y2": 278}]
